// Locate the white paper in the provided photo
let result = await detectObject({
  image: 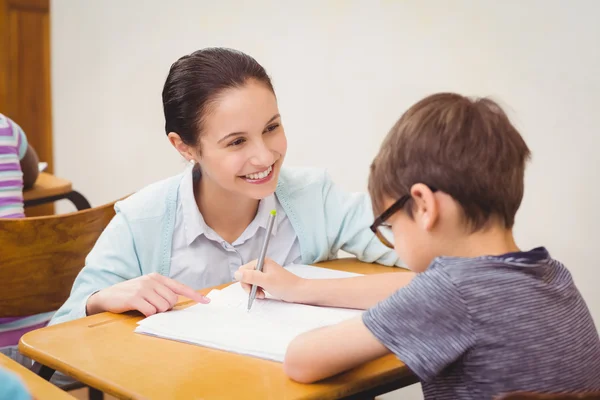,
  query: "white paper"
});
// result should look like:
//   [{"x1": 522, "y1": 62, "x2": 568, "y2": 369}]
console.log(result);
[{"x1": 135, "y1": 264, "x2": 363, "y2": 362}]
